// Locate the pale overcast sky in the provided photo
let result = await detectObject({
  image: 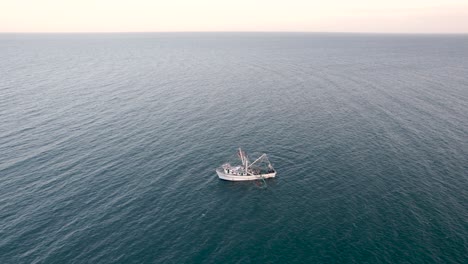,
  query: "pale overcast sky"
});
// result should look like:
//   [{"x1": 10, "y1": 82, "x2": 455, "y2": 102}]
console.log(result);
[{"x1": 1, "y1": 0, "x2": 467, "y2": 33}]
